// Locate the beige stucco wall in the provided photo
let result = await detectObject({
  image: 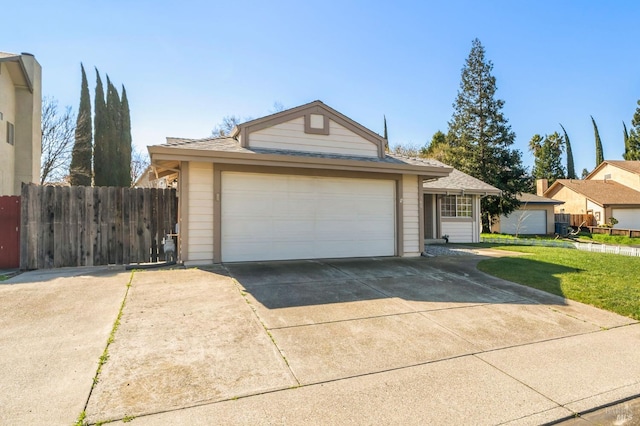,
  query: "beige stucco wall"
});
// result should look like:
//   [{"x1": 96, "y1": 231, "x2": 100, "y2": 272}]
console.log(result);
[
  {"x1": 0, "y1": 62, "x2": 17, "y2": 195},
  {"x1": 0, "y1": 54, "x2": 41, "y2": 195},
  {"x1": 186, "y1": 162, "x2": 214, "y2": 264},
  {"x1": 402, "y1": 174, "x2": 420, "y2": 256},
  {"x1": 549, "y1": 186, "x2": 589, "y2": 214},
  {"x1": 590, "y1": 164, "x2": 640, "y2": 190},
  {"x1": 249, "y1": 117, "x2": 379, "y2": 158}
]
